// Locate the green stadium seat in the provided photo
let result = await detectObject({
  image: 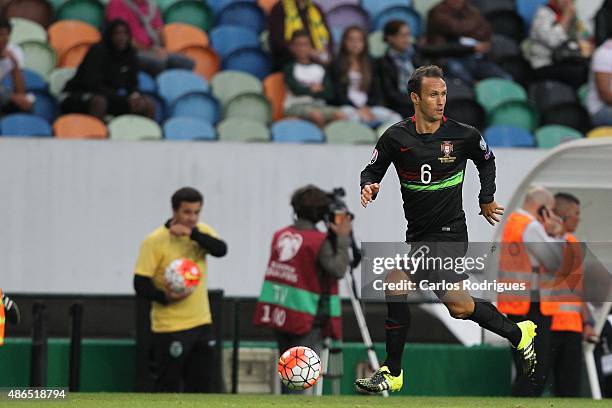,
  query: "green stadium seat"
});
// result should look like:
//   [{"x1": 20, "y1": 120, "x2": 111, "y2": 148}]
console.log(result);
[
  {"x1": 49, "y1": 67, "x2": 76, "y2": 97},
  {"x1": 10, "y1": 18, "x2": 47, "y2": 44},
  {"x1": 534, "y1": 125, "x2": 582, "y2": 148},
  {"x1": 163, "y1": 0, "x2": 213, "y2": 32},
  {"x1": 156, "y1": 0, "x2": 180, "y2": 13},
  {"x1": 577, "y1": 83, "x2": 588, "y2": 108},
  {"x1": 368, "y1": 30, "x2": 387, "y2": 58},
  {"x1": 20, "y1": 40, "x2": 57, "y2": 80},
  {"x1": 211, "y1": 70, "x2": 262, "y2": 106},
  {"x1": 224, "y1": 92, "x2": 272, "y2": 124},
  {"x1": 376, "y1": 121, "x2": 396, "y2": 138},
  {"x1": 56, "y1": 0, "x2": 105, "y2": 28},
  {"x1": 217, "y1": 117, "x2": 270, "y2": 142},
  {"x1": 487, "y1": 100, "x2": 538, "y2": 132},
  {"x1": 475, "y1": 78, "x2": 527, "y2": 113},
  {"x1": 324, "y1": 120, "x2": 377, "y2": 144},
  {"x1": 108, "y1": 115, "x2": 163, "y2": 140}
]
